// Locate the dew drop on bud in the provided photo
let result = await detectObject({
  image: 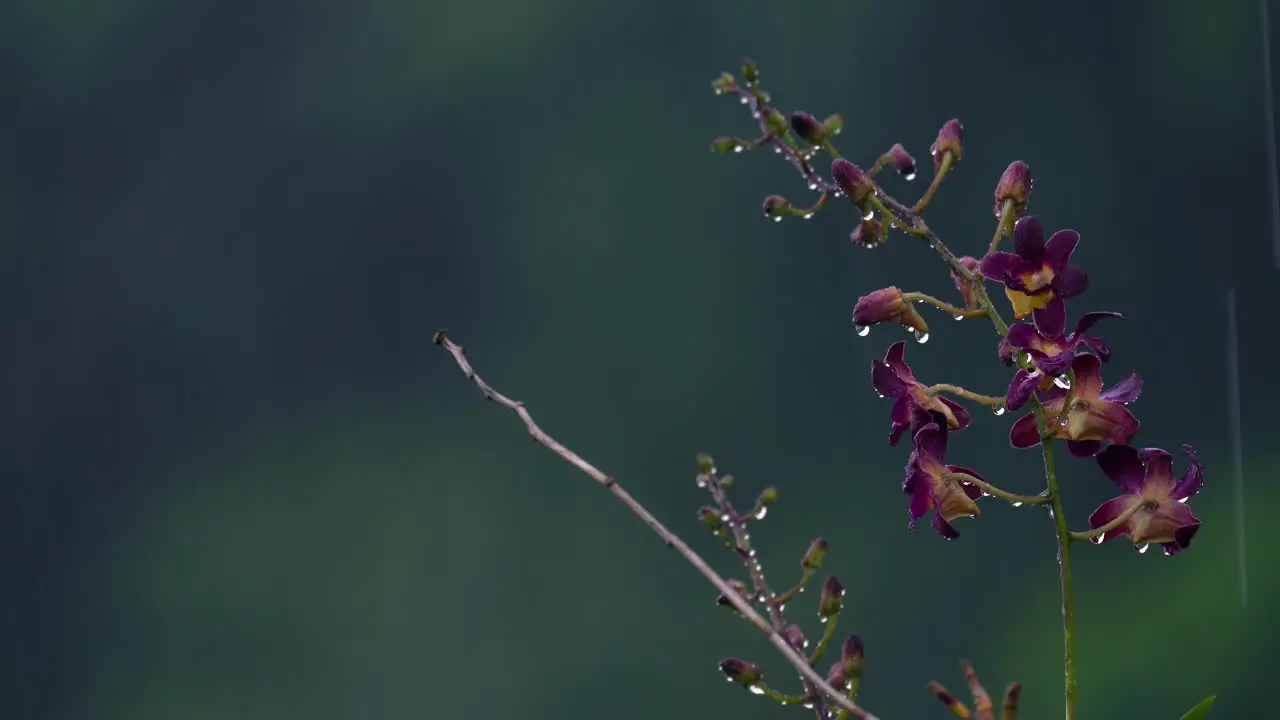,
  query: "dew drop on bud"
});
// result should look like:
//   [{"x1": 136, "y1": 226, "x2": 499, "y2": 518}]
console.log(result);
[
  {"x1": 773, "y1": 216, "x2": 783, "y2": 223},
  {"x1": 992, "y1": 405, "x2": 1006, "y2": 416},
  {"x1": 1137, "y1": 543, "x2": 1150, "y2": 554},
  {"x1": 861, "y1": 208, "x2": 874, "y2": 221},
  {"x1": 1053, "y1": 376, "x2": 1071, "y2": 389},
  {"x1": 739, "y1": 96, "x2": 749, "y2": 105},
  {"x1": 904, "y1": 172, "x2": 917, "y2": 181},
  {"x1": 913, "y1": 329, "x2": 929, "y2": 344},
  {"x1": 733, "y1": 145, "x2": 744, "y2": 153},
  {"x1": 1011, "y1": 501, "x2": 1023, "y2": 508},
  {"x1": 807, "y1": 182, "x2": 818, "y2": 190},
  {"x1": 1090, "y1": 535, "x2": 1104, "y2": 545},
  {"x1": 954, "y1": 314, "x2": 964, "y2": 321},
  {"x1": 854, "y1": 324, "x2": 871, "y2": 337},
  {"x1": 773, "y1": 146, "x2": 782, "y2": 154},
  {"x1": 802, "y1": 212, "x2": 814, "y2": 220},
  {"x1": 748, "y1": 685, "x2": 765, "y2": 695}
]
